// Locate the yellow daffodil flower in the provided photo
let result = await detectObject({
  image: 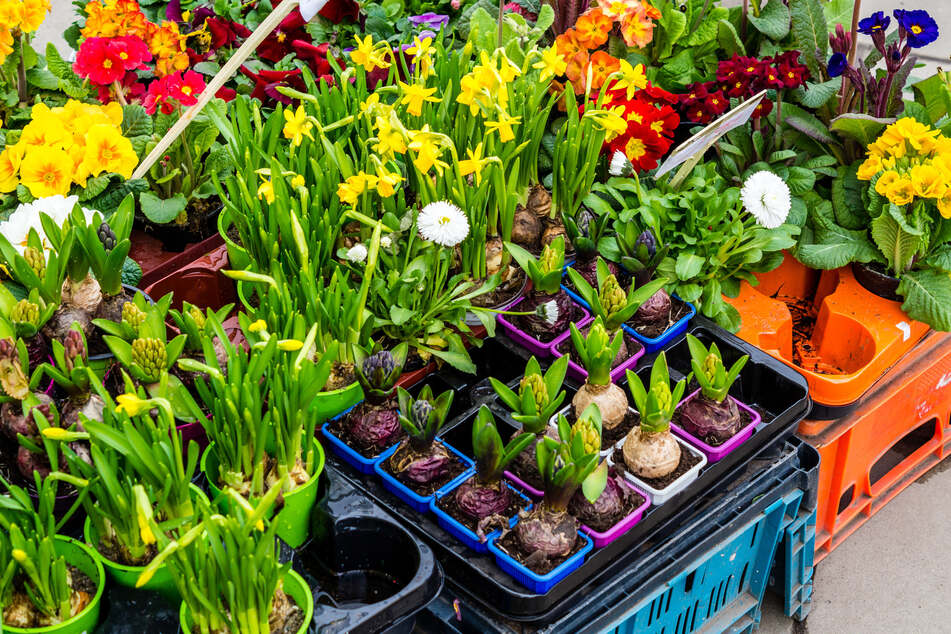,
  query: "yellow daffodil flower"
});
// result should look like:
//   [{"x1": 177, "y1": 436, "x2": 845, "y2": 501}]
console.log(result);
[
  {"x1": 257, "y1": 178, "x2": 275, "y2": 204},
  {"x1": 612, "y1": 60, "x2": 648, "y2": 100},
  {"x1": 407, "y1": 126, "x2": 448, "y2": 173},
  {"x1": 459, "y1": 142, "x2": 490, "y2": 184},
  {"x1": 116, "y1": 393, "x2": 152, "y2": 416},
  {"x1": 485, "y1": 114, "x2": 521, "y2": 143},
  {"x1": 376, "y1": 168, "x2": 403, "y2": 198},
  {"x1": 399, "y1": 81, "x2": 440, "y2": 117},
  {"x1": 533, "y1": 46, "x2": 568, "y2": 81},
  {"x1": 282, "y1": 105, "x2": 313, "y2": 147}
]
